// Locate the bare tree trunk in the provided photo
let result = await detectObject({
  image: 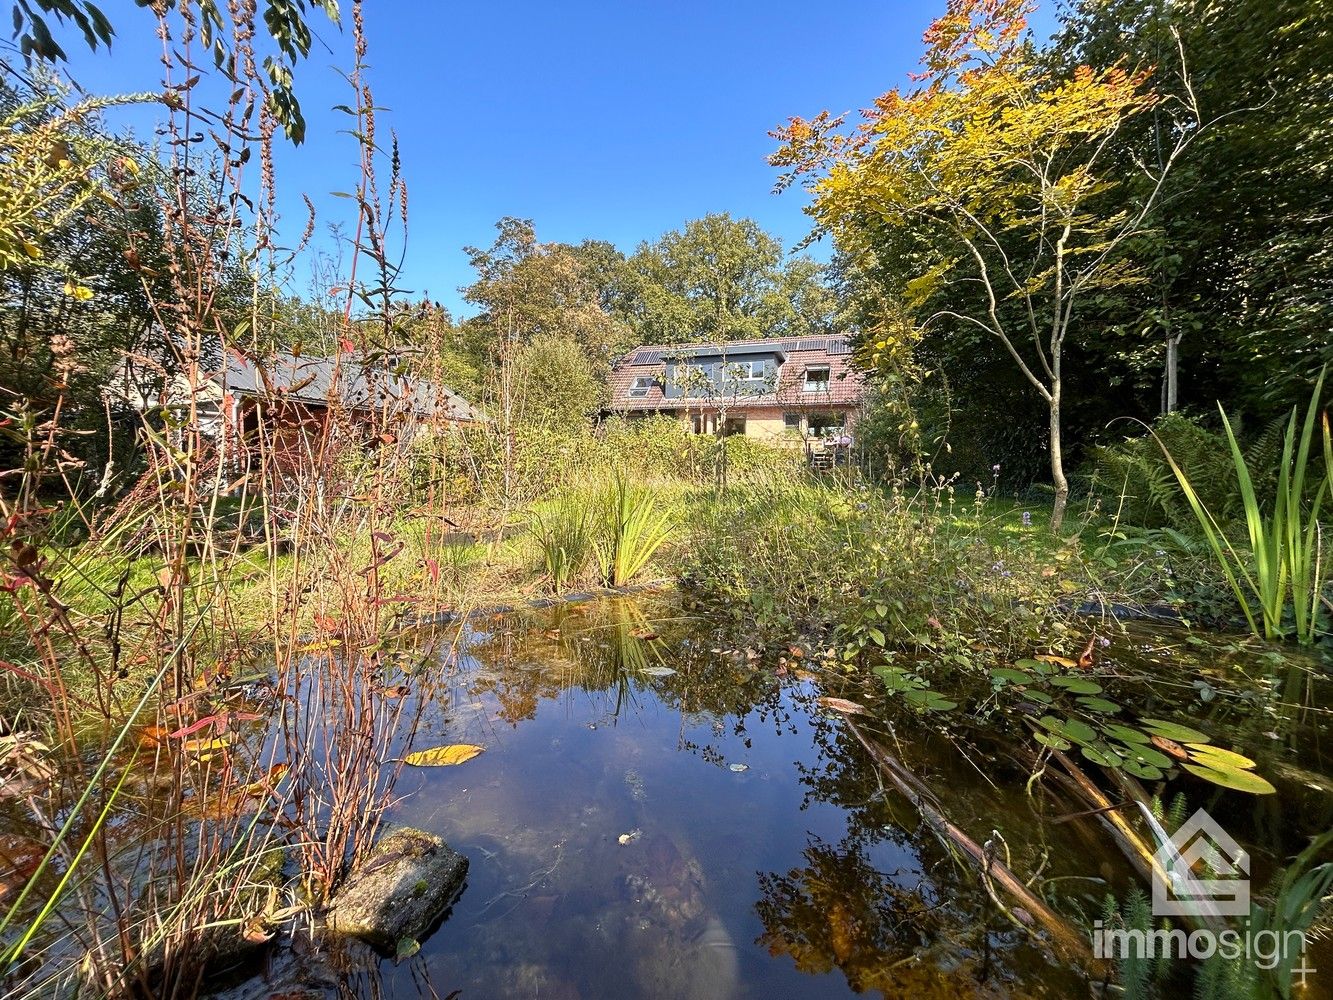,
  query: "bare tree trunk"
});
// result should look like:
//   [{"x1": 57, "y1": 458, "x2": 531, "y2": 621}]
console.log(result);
[
  {"x1": 1049, "y1": 389, "x2": 1069, "y2": 532},
  {"x1": 1162, "y1": 328, "x2": 1180, "y2": 414}
]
